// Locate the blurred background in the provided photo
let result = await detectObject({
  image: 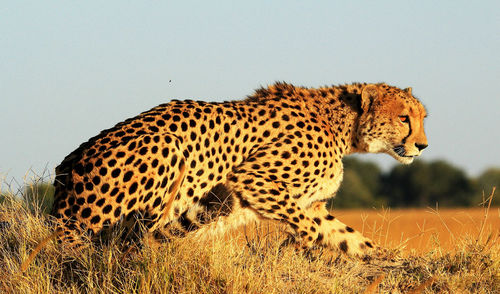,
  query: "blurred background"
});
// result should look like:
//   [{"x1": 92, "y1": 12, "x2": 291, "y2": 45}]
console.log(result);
[{"x1": 1, "y1": 1, "x2": 499, "y2": 207}]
